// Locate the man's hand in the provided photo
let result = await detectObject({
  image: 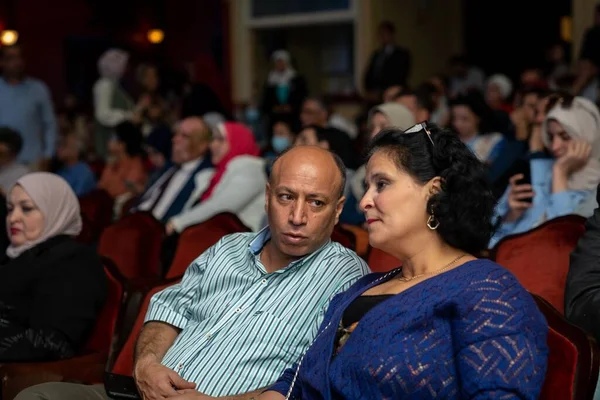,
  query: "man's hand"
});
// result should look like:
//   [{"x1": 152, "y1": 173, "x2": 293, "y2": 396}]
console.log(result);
[
  {"x1": 134, "y1": 359, "x2": 196, "y2": 400},
  {"x1": 554, "y1": 141, "x2": 592, "y2": 176}
]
